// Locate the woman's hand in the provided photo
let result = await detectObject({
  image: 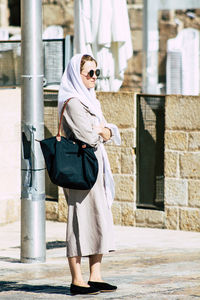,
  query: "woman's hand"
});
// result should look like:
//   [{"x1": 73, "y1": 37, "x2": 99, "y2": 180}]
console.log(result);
[{"x1": 94, "y1": 123, "x2": 112, "y2": 142}]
